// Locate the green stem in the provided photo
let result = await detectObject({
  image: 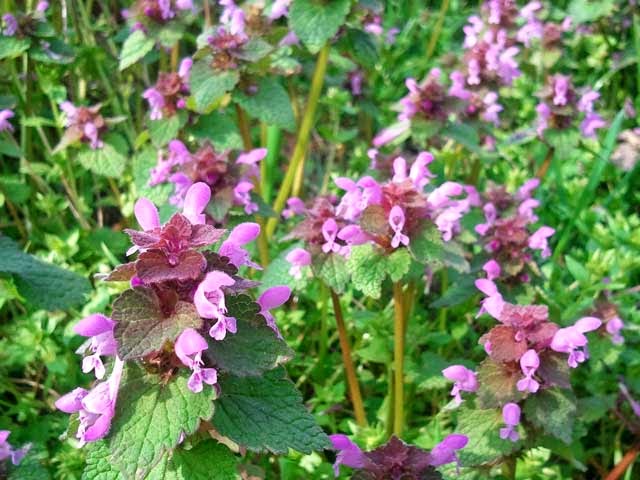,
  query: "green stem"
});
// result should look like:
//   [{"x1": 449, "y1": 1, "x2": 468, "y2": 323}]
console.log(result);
[
  {"x1": 393, "y1": 282, "x2": 406, "y2": 436},
  {"x1": 318, "y1": 283, "x2": 329, "y2": 361},
  {"x1": 262, "y1": 125, "x2": 282, "y2": 203},
  {"x1": 330, "y1": 288, "x2": 367, "y2": 427},
  {"x1": 266, "y1": 44, "x2": 330, "y2": 239},
  {"x1": 235, "y1": 103, "x2": 253, "y2": 151},
  {"x1": 425, "y1": 0, "x2": 451, "y2": 61},
  {"x1": 502, "y1": 455, "x2": 517, "y2": 480}
]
